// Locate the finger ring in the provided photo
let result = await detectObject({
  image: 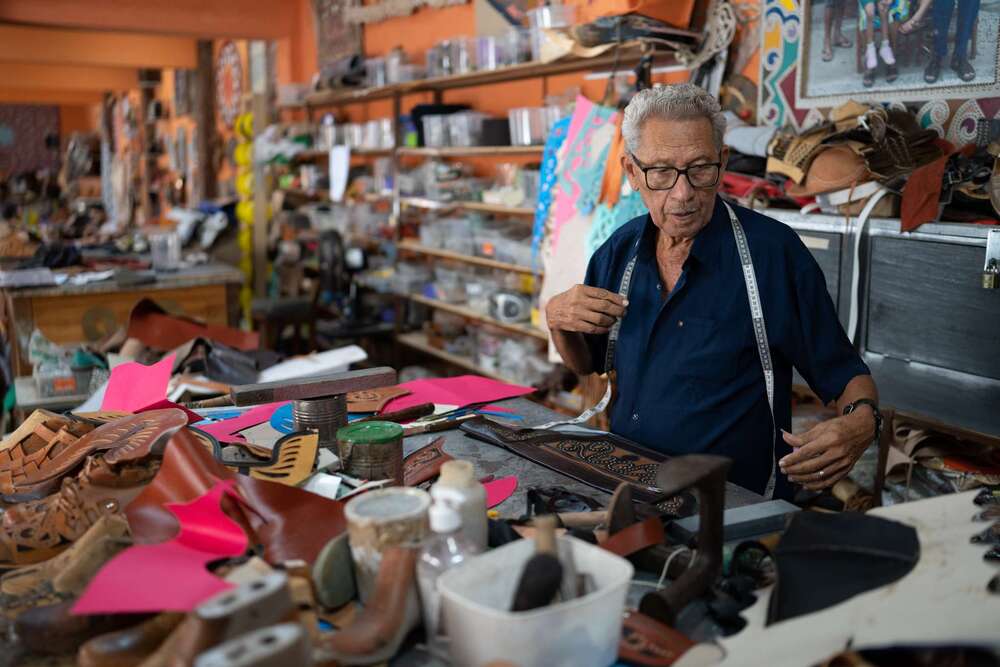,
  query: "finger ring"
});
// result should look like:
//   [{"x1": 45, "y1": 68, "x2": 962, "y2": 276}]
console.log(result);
[{"x1": 818, "y1": 470, "x2": 825, "y2": 477}]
